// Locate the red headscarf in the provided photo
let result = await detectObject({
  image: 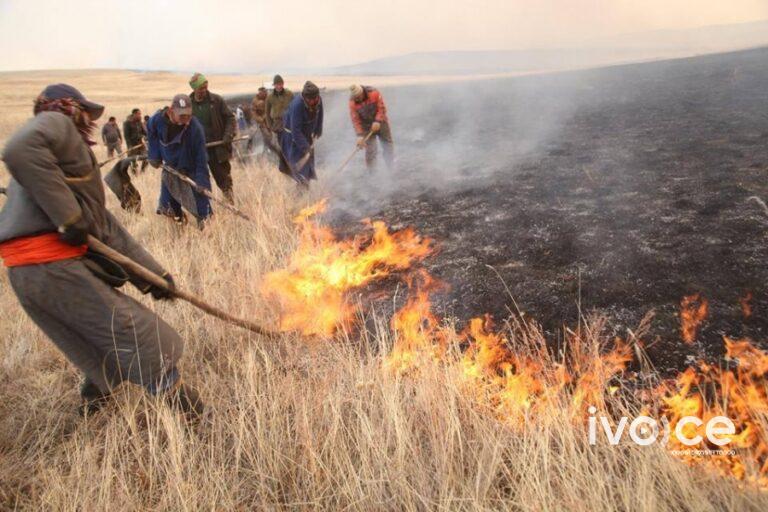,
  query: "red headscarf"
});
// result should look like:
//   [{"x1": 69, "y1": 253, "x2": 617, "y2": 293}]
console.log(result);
[{"x1": 33, "y1": 96, "x2": 97, "y2": 146}]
